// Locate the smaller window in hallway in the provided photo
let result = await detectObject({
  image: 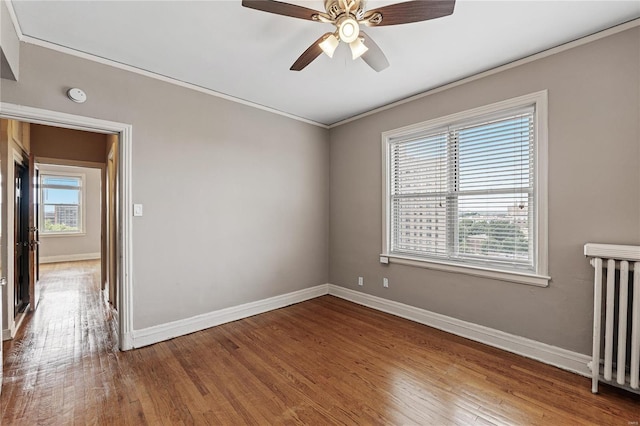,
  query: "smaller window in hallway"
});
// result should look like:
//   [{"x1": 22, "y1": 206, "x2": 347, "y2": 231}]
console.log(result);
[{"x1": 41, "y1": 173, "x2": 84, "y2": 234}]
